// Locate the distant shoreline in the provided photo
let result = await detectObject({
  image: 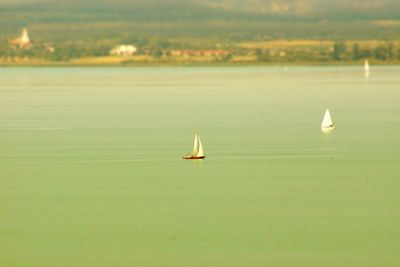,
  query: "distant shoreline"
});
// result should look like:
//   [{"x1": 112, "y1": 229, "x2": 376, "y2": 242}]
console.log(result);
[
  {"x1": 3, "y1": 38, "x2": 399, "y2": 68},
  {"x1": 1, "y1": 60, "x2": 399, "y2": 67}
]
